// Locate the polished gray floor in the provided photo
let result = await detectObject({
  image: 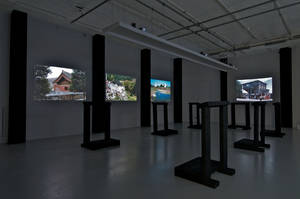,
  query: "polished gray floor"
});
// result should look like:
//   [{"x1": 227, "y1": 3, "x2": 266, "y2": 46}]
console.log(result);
[{"x1": 0, "y1": 123, "x2": 300, "y2": 199}]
